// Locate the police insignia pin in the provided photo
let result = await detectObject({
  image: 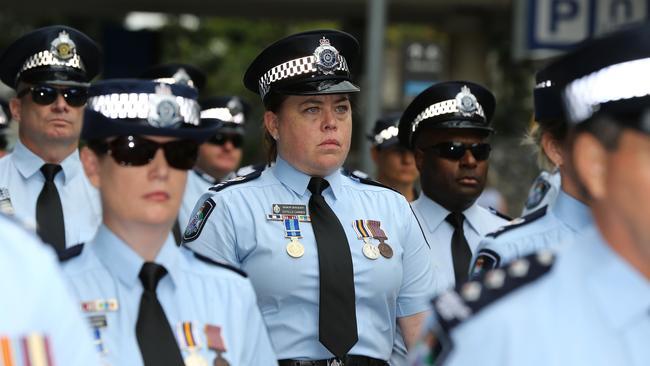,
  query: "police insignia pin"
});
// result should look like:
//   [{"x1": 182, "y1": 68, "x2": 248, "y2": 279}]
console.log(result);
[
  {"x1": 183, "y1": 199, "x2": 216, "y2": 242},
  {"x1": 50, "y1": 30, "x2": 76, "y2": 60}
]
